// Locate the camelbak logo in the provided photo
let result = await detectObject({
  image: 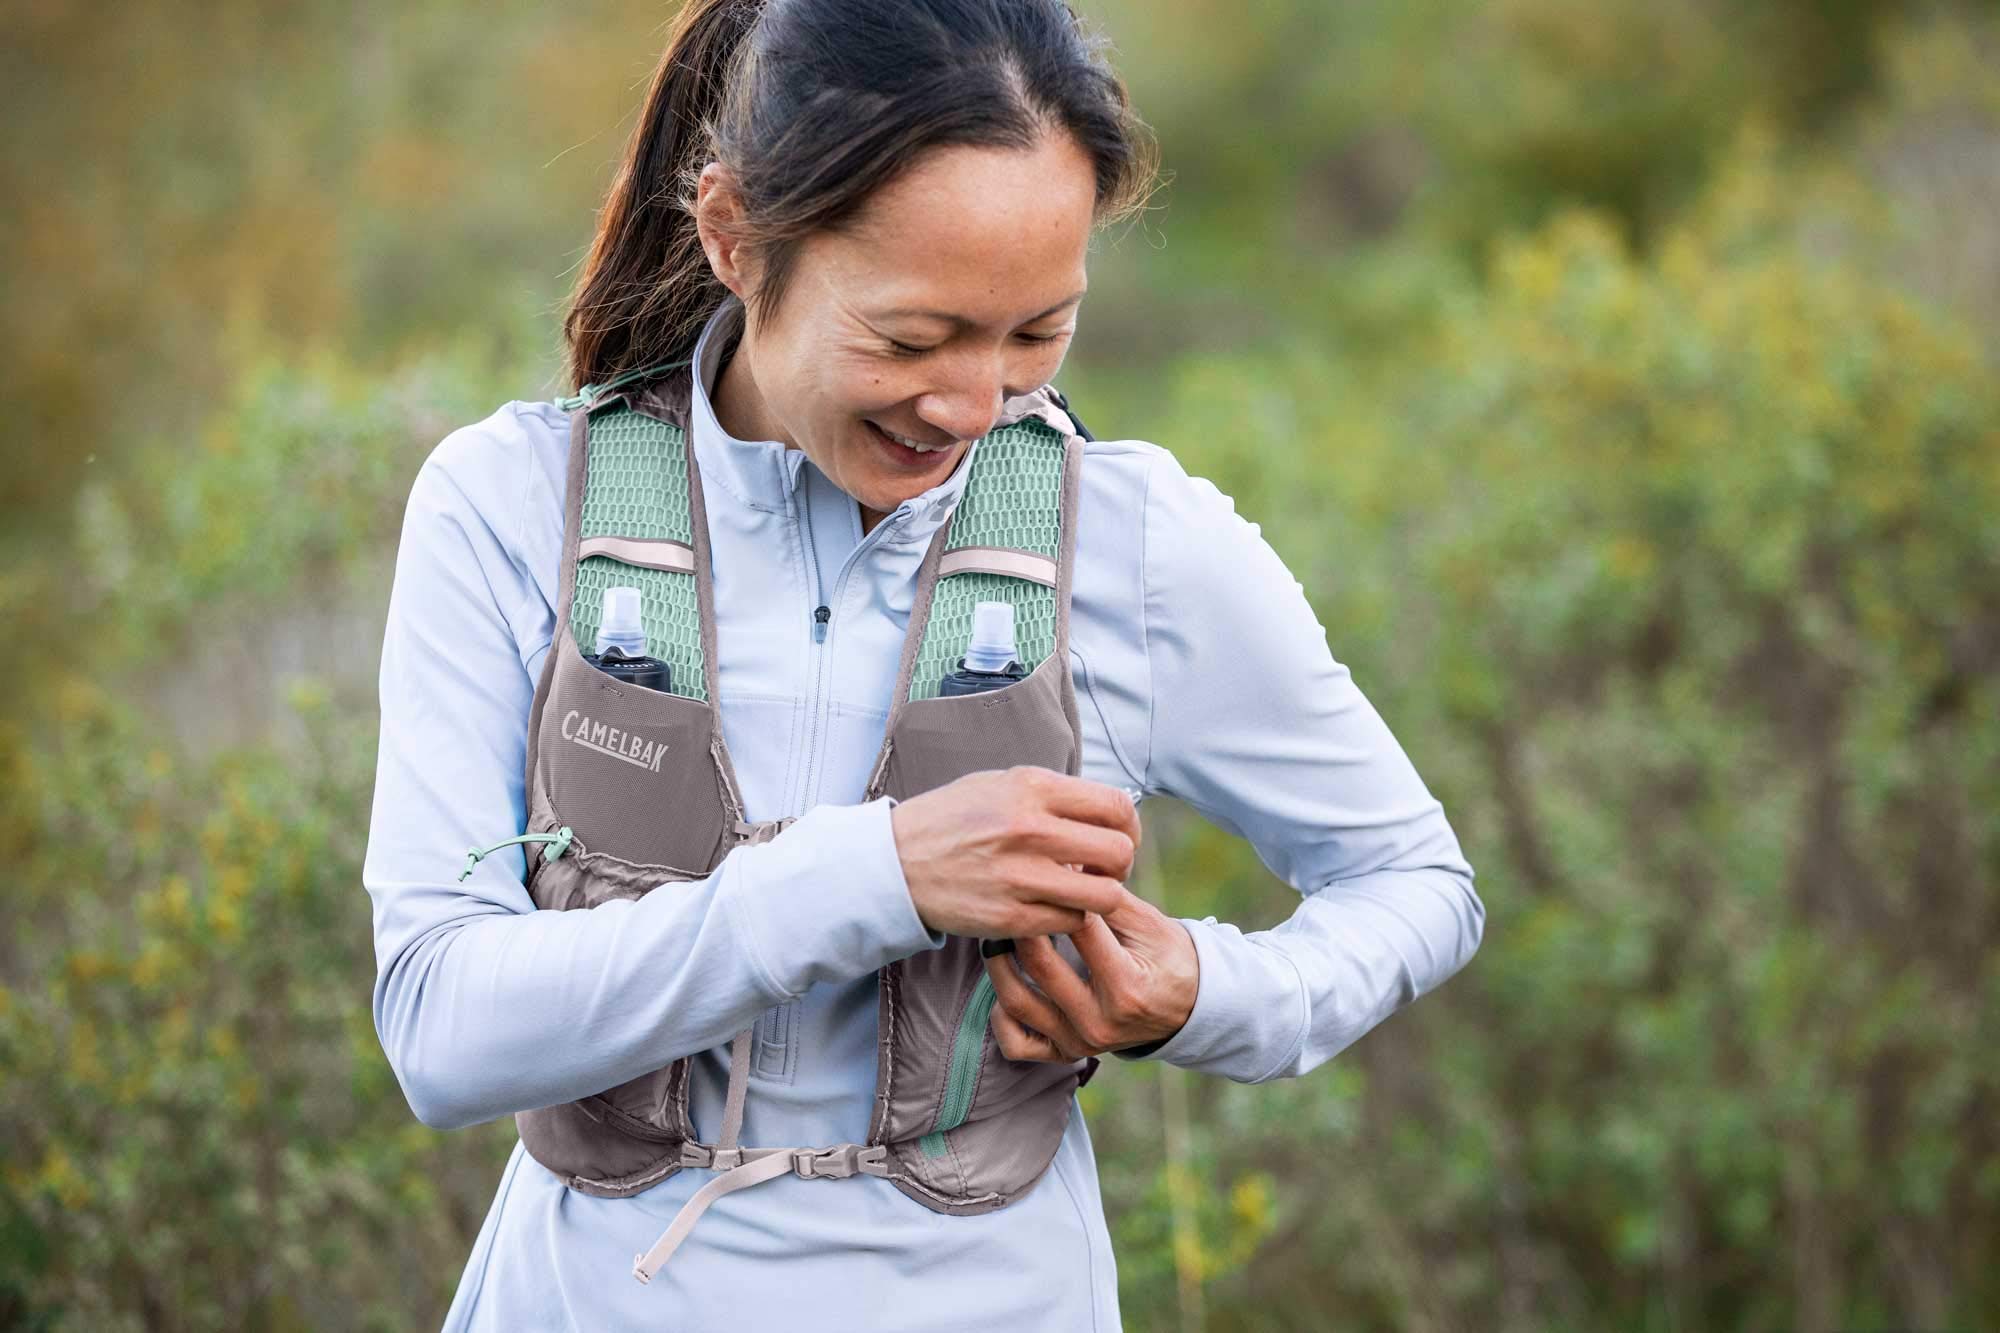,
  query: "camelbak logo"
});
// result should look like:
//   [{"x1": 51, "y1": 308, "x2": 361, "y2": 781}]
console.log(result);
[{"x1": 561, "y1": 709, "x2": 668, "y2": 772}]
